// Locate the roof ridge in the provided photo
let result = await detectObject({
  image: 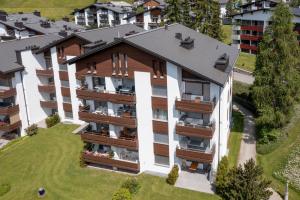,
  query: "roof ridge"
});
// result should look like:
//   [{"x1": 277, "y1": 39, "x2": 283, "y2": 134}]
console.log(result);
[{"x1": 124, "y1": 23, "x2": 178, "y2": 39}]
